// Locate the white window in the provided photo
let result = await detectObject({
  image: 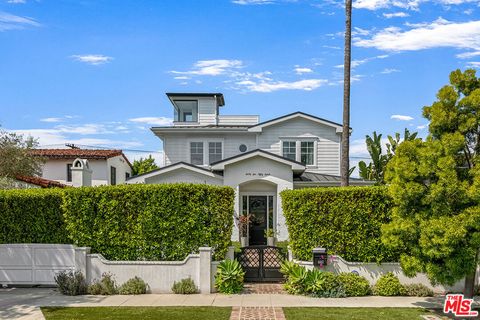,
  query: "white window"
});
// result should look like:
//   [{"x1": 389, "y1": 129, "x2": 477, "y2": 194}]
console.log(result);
[
  {"x1": 209, "y1": 142, "x2": 222, "y2": 164},
  {"x1": 174, "y1": 100, "x2": 198, "y2": 122},
  {"x1": 282, "y1": 141, "x2": 296, "y2": 161},
  {"x1": 190, "y1": 142, "x2": 204, "y2": 165},
  {"x1": 301, "y1": 141, "x2": 314, "y2": 165}
]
